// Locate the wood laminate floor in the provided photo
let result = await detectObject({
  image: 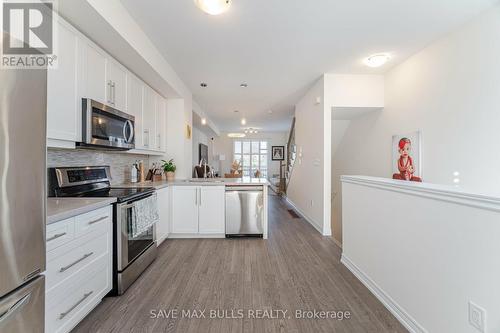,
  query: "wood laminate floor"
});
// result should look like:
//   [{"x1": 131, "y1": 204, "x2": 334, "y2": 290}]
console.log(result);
[{"x1": 73, "y1": 193, "x2": 407, "y2": 333}]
